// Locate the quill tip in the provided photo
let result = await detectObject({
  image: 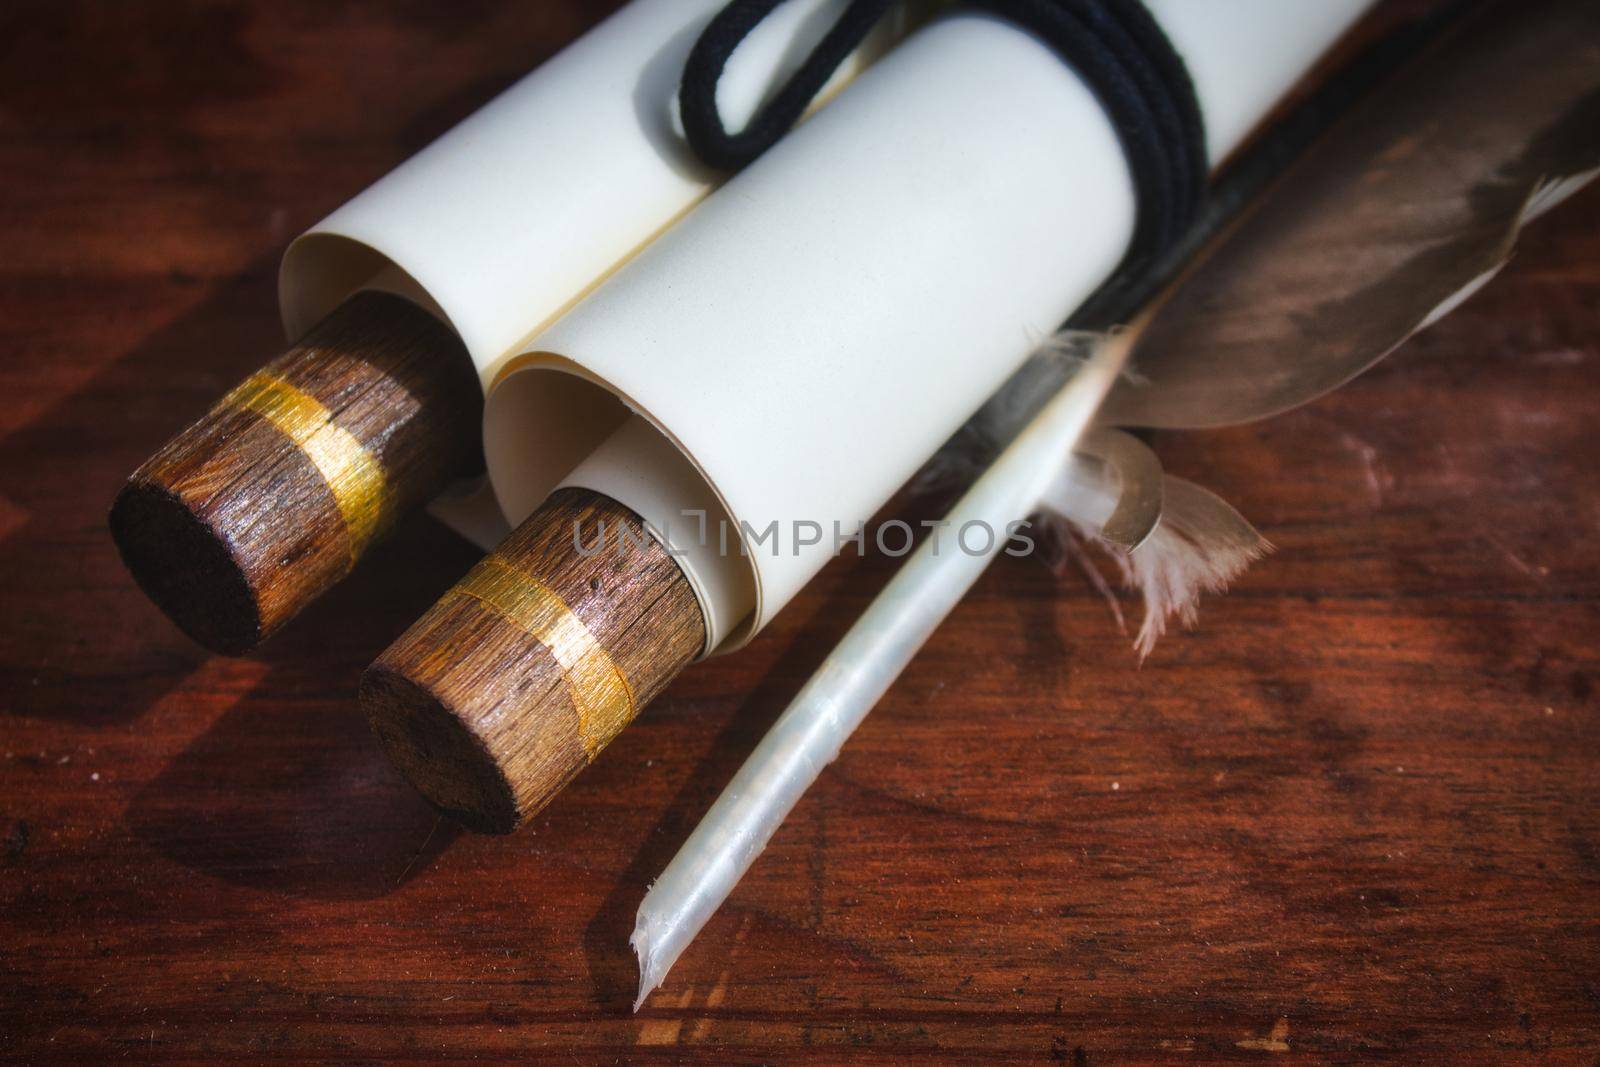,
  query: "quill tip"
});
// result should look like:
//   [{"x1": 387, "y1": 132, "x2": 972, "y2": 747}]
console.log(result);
[{"x1": 630, "y1": 921, "x2": 662, "y2": 1013}]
